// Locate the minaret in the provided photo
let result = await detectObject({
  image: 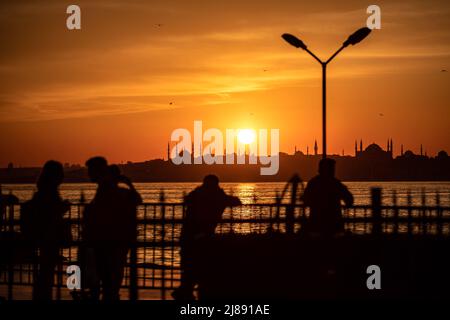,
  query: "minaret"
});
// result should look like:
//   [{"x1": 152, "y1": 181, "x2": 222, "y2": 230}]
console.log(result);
[
  {"x1": 355, "y1": 140, "x2": 358, "y2": 156},
  {"x1": 167, "y1": 142, "x2": 170, "y2": 161},
  {"x1": 314, "y1": 140, "x2": 318, "y2": 156},
  {"x1": 390, "y1": 139, "x2": 393, "y2": 156},
  {"x1": 420, "y1": 144, "x2": 423, "y2": 156},
  {"x1": 360, "y1": 139, "x2": 363, "y2": 152},
  {"x1": 387, "y1": 139, "x2": 390, "y2": 152},
  {"x1": 294, "y1": 145, "x2": 297, "y2": 154},
  {"x1": 306, "y1": 146, "x2": 309, "y2": 156}
]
